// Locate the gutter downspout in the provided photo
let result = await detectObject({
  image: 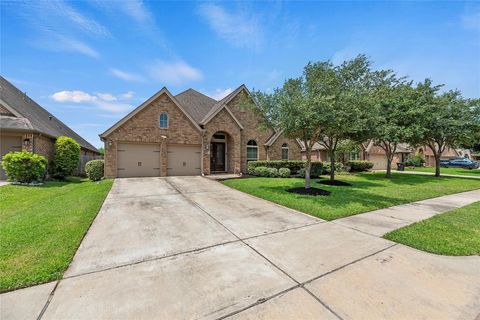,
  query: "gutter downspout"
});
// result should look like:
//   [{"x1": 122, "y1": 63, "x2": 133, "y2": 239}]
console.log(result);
[{"x1": 201, "y1": 130, "x2": 206, "y2": 176}]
